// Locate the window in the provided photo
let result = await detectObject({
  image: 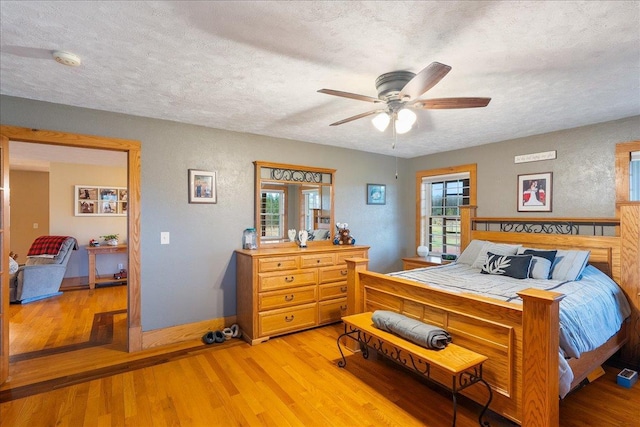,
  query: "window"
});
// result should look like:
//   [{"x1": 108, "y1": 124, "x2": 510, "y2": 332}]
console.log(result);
[
  {"x1": 631, "y1": 151, "x2": 640, "y2": 201},
  {"x1": 302, "y1": 188, "x2": 320, "y2": 230},
  {"x1": 260, "y1": 189, "x2": 285, "y2": 239},
  {"x1": 416, "y1": 165, "x2": 476, "y2": 256}
]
